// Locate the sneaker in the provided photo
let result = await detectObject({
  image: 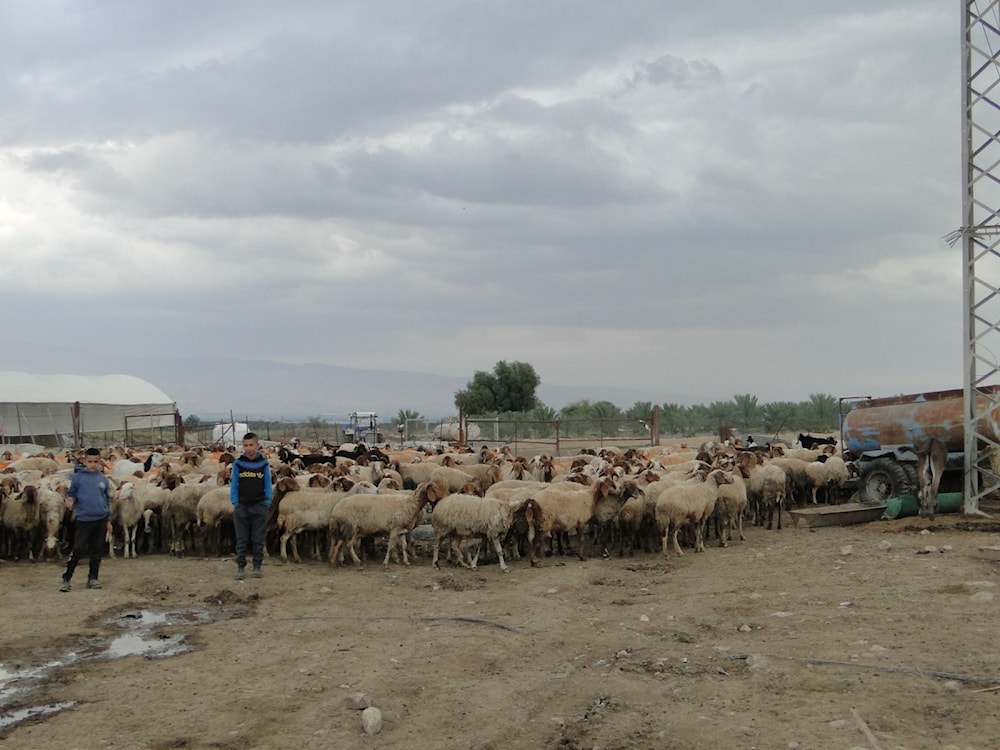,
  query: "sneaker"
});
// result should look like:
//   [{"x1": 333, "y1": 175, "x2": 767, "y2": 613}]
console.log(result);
[
  {"x1": 251, "y1": 567, "x2": 262, "y2": 579},
  {"x1": 234, "y1": 567, "x2": 245, "y2": 581},
  {"x1": 87, "y1": 579, "x2": 102, "y2": 589},
  {"x1": 59, "y1": 580, "x2": 71, "y2": 592}
]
